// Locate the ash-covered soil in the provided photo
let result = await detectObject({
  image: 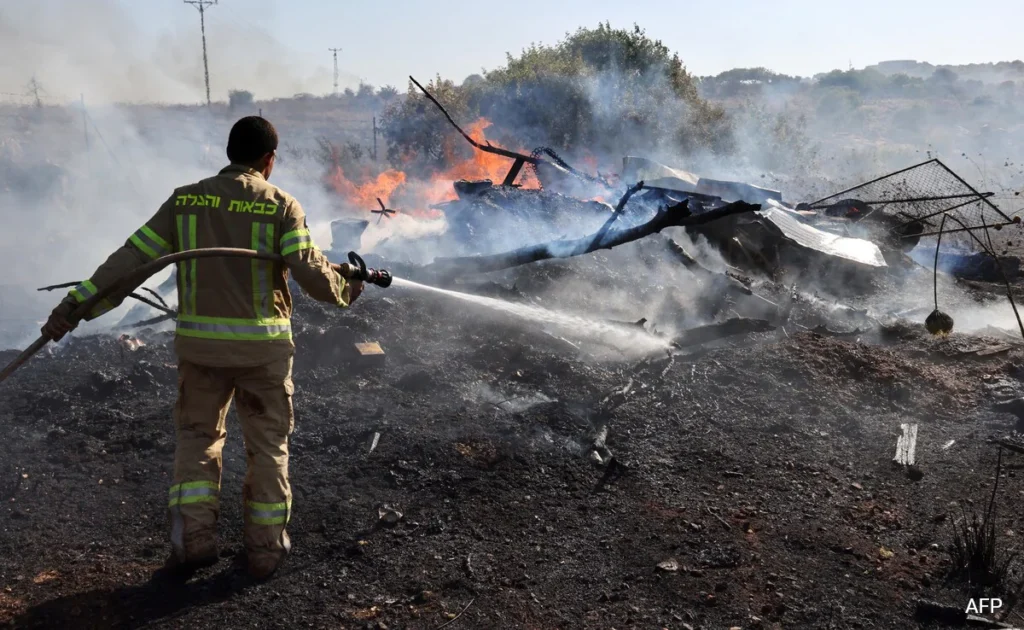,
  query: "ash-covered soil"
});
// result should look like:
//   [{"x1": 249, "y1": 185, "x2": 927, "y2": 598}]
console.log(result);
[{"x1": 2, "y1": 246, "x2": 1024, "y2": 629}]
